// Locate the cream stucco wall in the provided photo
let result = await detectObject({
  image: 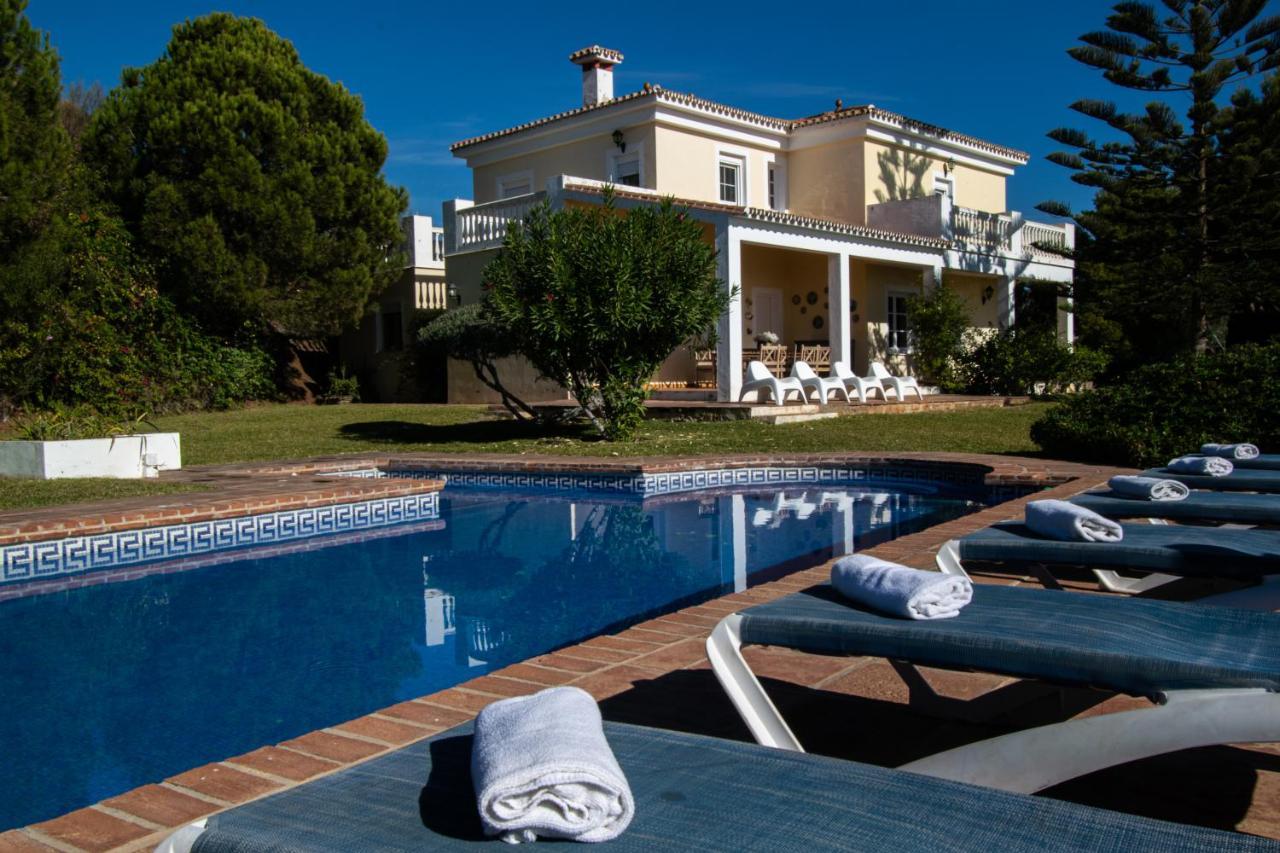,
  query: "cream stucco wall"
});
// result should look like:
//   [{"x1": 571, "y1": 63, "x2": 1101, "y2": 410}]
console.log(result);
[
  {"x1": 652, "y1": 125, "x2": 777, "y2": 209},
  {"x1": 945, "y1": 272, "x2": 1002, "y2": 332},
  {"x1": 850, "y1": 261, "x2": 924, "y2": 375},
  {"x1": 739, "y1": 245, "x2": 832, "y2": 344},
  {"x1": 472, "y1": 124, "x2": 658, "y2": 203},
  {"x1": 862, "y1": 140, "x2": 1006, "y2": 214},
  {"x1": 788, "y1": 140, "x2": 866, "y2": 224}
]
